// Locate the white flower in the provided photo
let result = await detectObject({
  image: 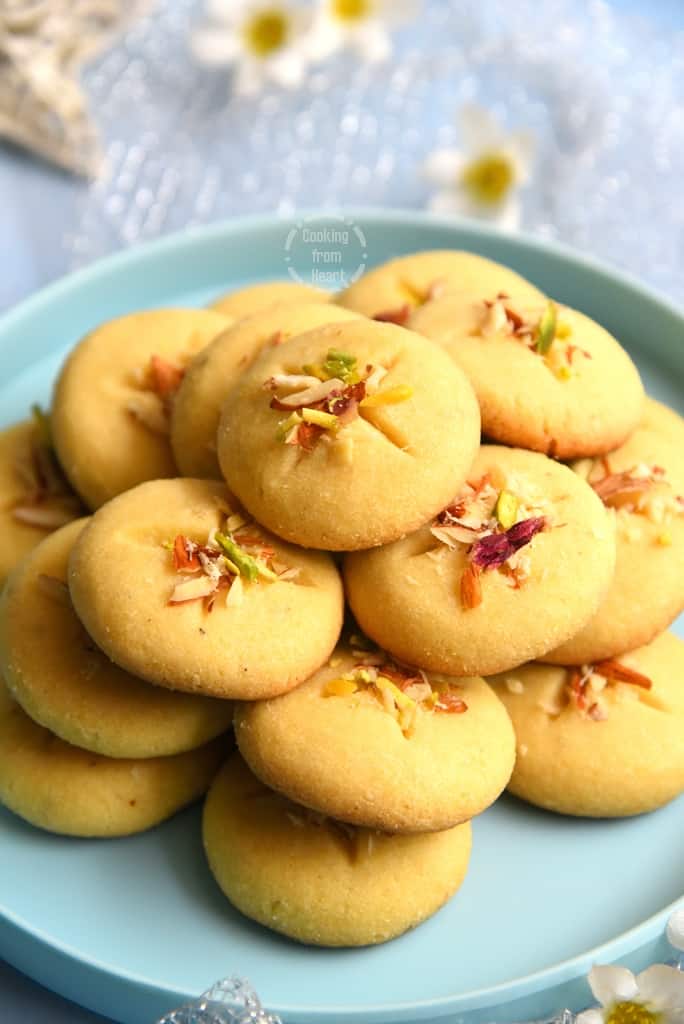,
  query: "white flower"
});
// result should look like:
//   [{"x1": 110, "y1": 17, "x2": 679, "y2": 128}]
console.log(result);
[
  {"x1": 423, "y1": 104, "x2": 535, "y2": 231},
  {"x1": 307, "y1": 0, "x2": 419, "y2": 64},
  {"x1": 191, "y1": 0, "x2": 311, "y2": 95},
  {"x1": 576, "y1": 964, "x2": 684, "y2": 1024}
]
